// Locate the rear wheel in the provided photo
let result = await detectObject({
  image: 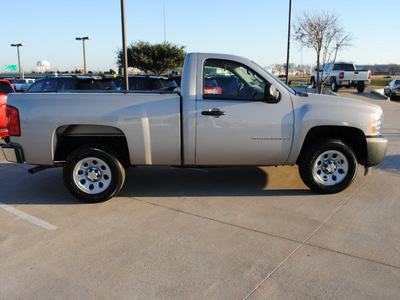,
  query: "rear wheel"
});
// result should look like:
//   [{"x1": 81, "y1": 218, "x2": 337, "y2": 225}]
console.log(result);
[
  {"x1": 299, "y1": 139, "x2": 357, "y2": 194},
  {"x1": 357, "y1": 85, "x2": 365, "y2": 93},
  {"x1": 63, "y1": 146, "x2": 125, "y2": 202},
  {"x1": 331, "y1": 79, "x2": 339, "y2": 92}
]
